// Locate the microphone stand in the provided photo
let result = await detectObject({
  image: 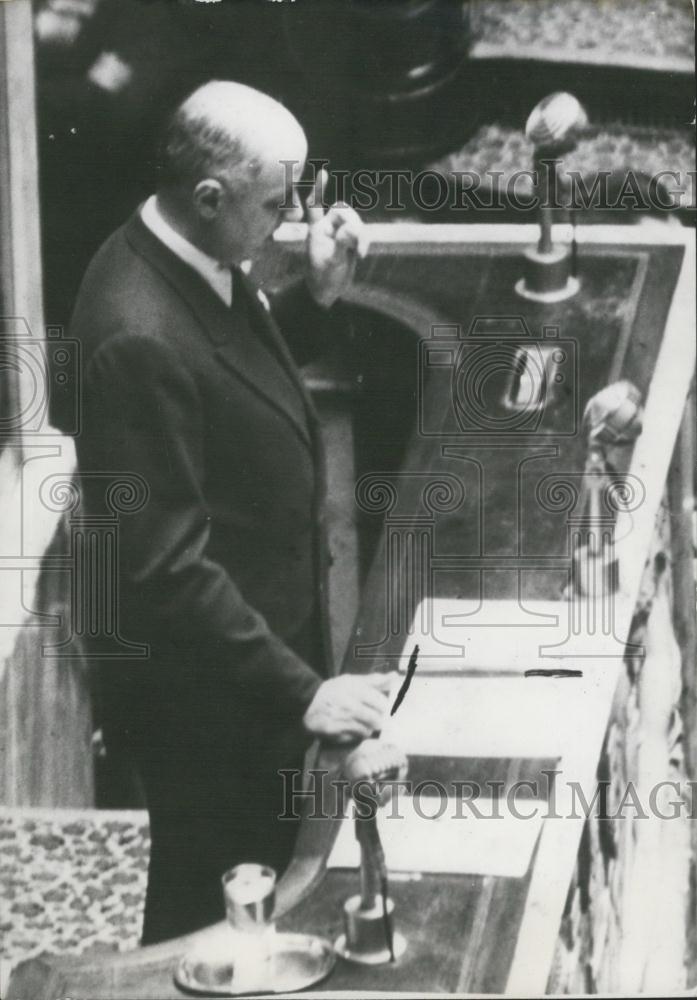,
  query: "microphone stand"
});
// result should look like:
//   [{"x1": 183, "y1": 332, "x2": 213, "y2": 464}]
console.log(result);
[
  {"x1": 535, "y1": 152, "x2": 556, "y2": 257},
  {"x1": 334, "y1": 740, "x2": 407, "y2": 965},
  {"x1": 515, "y1": 93, "x2": 587, "y2": 303},
  {"x1": 354, "y1": 800, "x2": 395, "y2": 961}
]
